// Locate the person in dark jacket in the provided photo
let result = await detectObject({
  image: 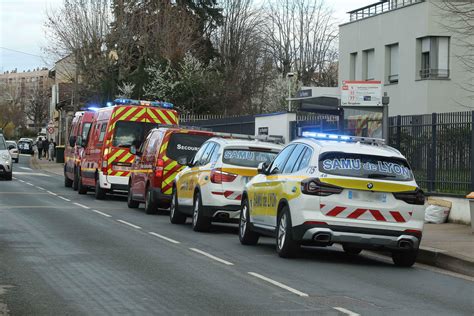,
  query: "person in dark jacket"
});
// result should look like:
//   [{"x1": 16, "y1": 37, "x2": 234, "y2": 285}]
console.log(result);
[
  {"x1": 43, "y1": 138, "x2": 50, "y2": 159},
  {"x1": 37, "y1": 138, "x2": 43, "y2": 160}
]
